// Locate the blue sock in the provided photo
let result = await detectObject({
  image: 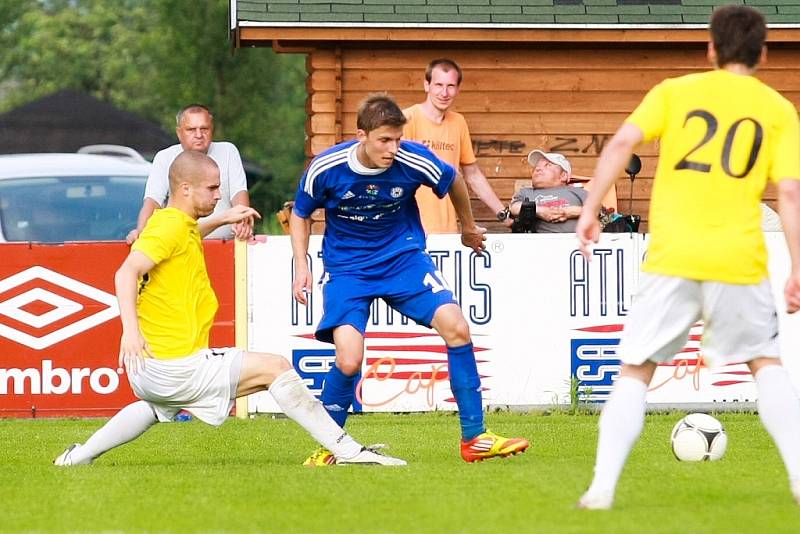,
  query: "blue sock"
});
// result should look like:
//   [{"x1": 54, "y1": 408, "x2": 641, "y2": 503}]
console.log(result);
[
  {"x1": 320, "y1": 364, "x2": 357, "y2": 428},
  {"x1": 447, "y1": 343, "x2": 485, "y2": 441}
]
